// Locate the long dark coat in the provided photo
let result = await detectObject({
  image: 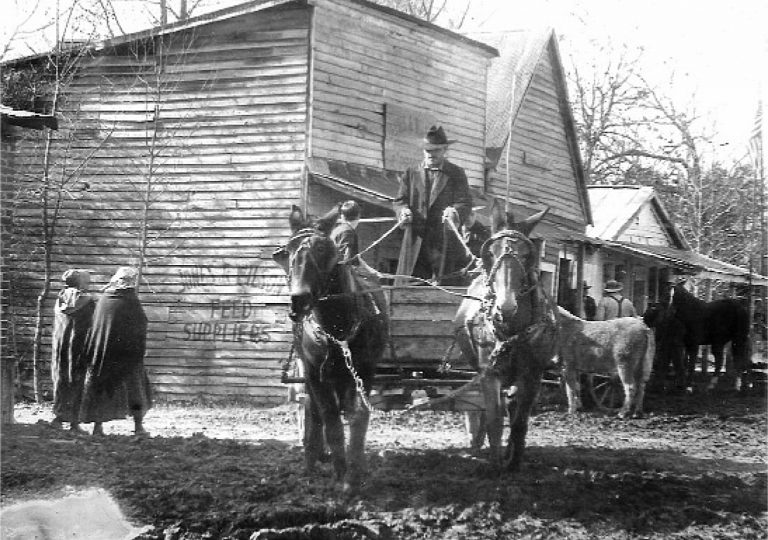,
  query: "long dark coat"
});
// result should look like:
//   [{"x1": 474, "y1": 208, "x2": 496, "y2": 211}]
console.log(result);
[
  {"x1": 393, "y1": 160, "x2": 472, "y2": 280},
  {"x1": 79, "y1": 288, "x2": 152, "y2": 423},
  {"x1": 50, "y1": 290, "x2": 95, "y2": 422}
]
